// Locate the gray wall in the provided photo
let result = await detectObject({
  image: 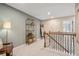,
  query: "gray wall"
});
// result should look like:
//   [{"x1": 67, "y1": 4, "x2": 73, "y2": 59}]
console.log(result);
[{"x1": 0, "y1": 4, "x2": 40, "y2": 47}]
